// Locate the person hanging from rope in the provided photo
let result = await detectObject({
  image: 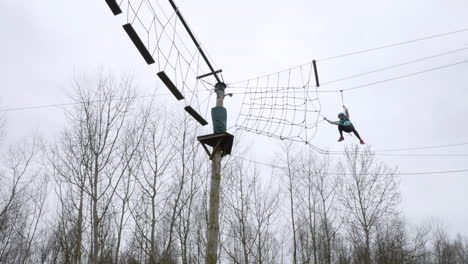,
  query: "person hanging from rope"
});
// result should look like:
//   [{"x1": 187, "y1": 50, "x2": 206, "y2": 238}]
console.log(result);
[{"x1": 324, "y1": 105, "x2": 365, "y2": 144}]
